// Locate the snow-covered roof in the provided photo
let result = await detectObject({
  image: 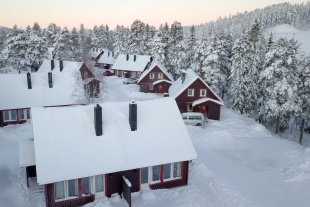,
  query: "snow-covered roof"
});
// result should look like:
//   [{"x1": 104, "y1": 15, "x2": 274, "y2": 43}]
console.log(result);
[
  {"x1": 47, "y1": 48, "x2": 54, "y2": 60},
  {"x1": 19, "y1": 139, "x2": 36, "y2": 167},
  {"x1": 153, "y1": 79, "x2": 173, "y2": 85},
  {"x1": 97, "y1": 50, "x2": 116, "y2": 65},
  {"x1": 0, "y1": 72, "x2": 78, "y2": 110},
  {"x1": 111, "y1": 54, "x2": 151, "y2": 72},
  {"x1": 169, "y1": 69, "x2": 223, "y2": 103},
  {"x1": 137, "y1": 60, "x2": 174, "y2": 83},
  {"x1": 193, "y1": 98, "x2": 224, "y2": 107},
  {"x1": 32, "y1": 98, "x2": 197, "y2": 185},
  {"x1": 89, "y1": 48, "x2": 105, "y2": 58},
  {"x1": 37, "y1": 59, "x2": 83, "y2": 73}
]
